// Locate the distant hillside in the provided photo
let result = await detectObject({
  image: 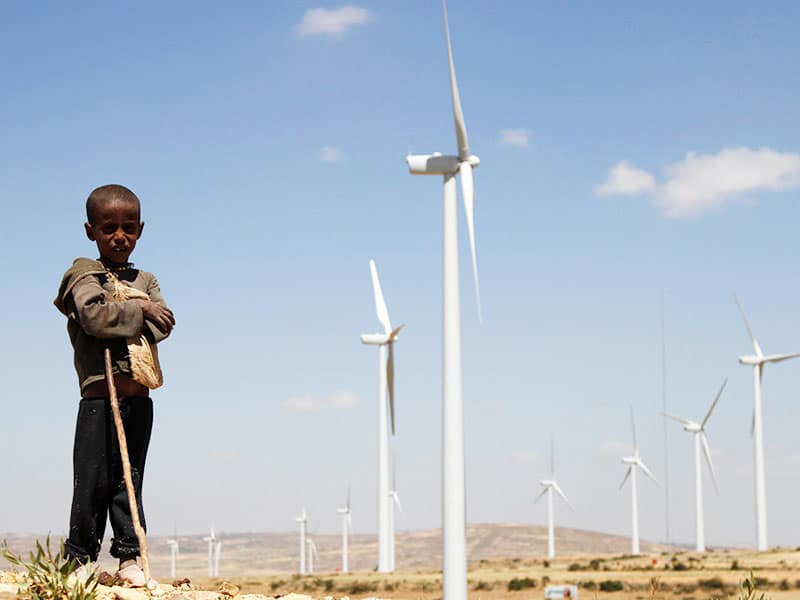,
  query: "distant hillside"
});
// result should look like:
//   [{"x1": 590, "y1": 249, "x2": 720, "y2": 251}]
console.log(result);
[{"x1": 1, "y1": 523, "x2": 674, "y2": 578}]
